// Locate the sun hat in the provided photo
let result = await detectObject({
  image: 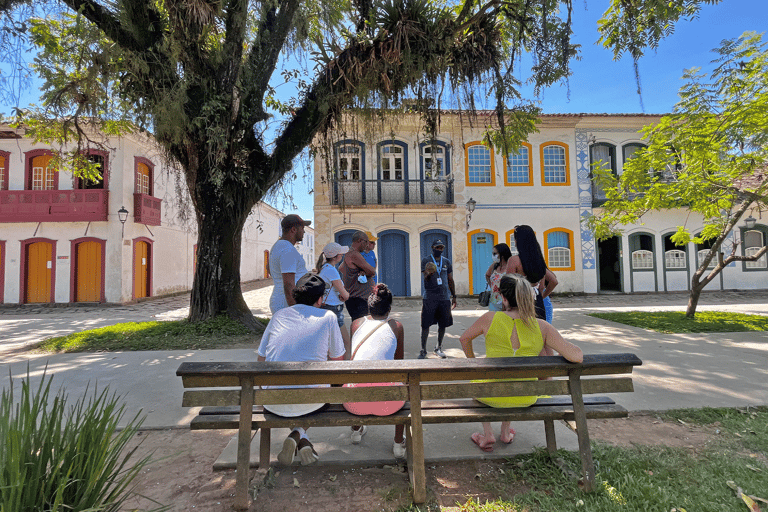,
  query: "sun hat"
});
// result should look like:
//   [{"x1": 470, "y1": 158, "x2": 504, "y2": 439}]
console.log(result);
[{"x1": 323, "y1": 242, "x2": 349, "y2": 258}]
